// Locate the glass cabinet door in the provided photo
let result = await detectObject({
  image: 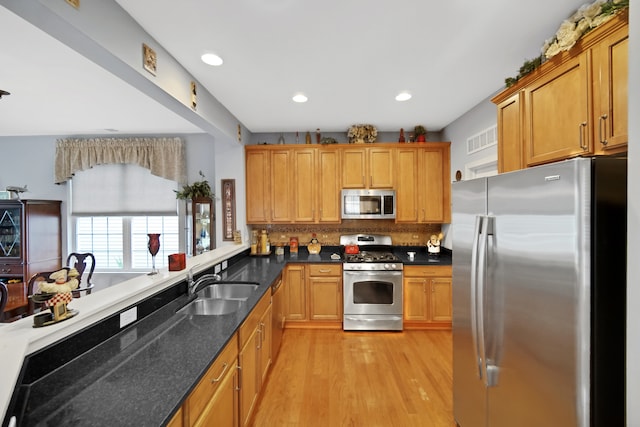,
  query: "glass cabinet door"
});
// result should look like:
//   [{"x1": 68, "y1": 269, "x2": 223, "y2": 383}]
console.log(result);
[
  {"x1": 0, "y1": 205, "x2": 21, "y2": 258},
  {"x1": 186, "y1": 197, "x2": 214, "y2": 256}
]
